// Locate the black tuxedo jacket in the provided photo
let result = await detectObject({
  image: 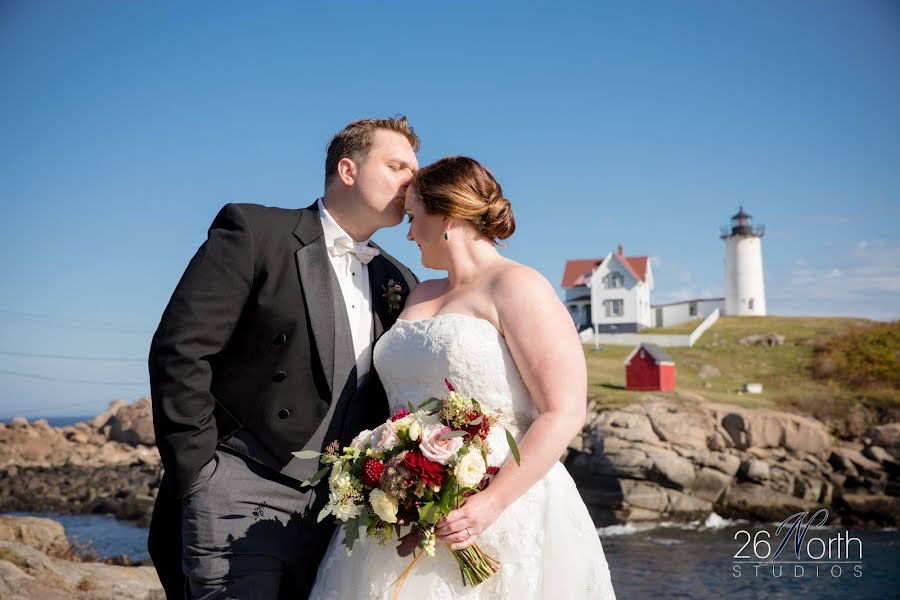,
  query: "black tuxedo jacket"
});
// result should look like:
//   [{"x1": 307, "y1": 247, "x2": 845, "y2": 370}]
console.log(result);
[{"x1": 147, "y1": 201, "x2": 417, "y2": 597}]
